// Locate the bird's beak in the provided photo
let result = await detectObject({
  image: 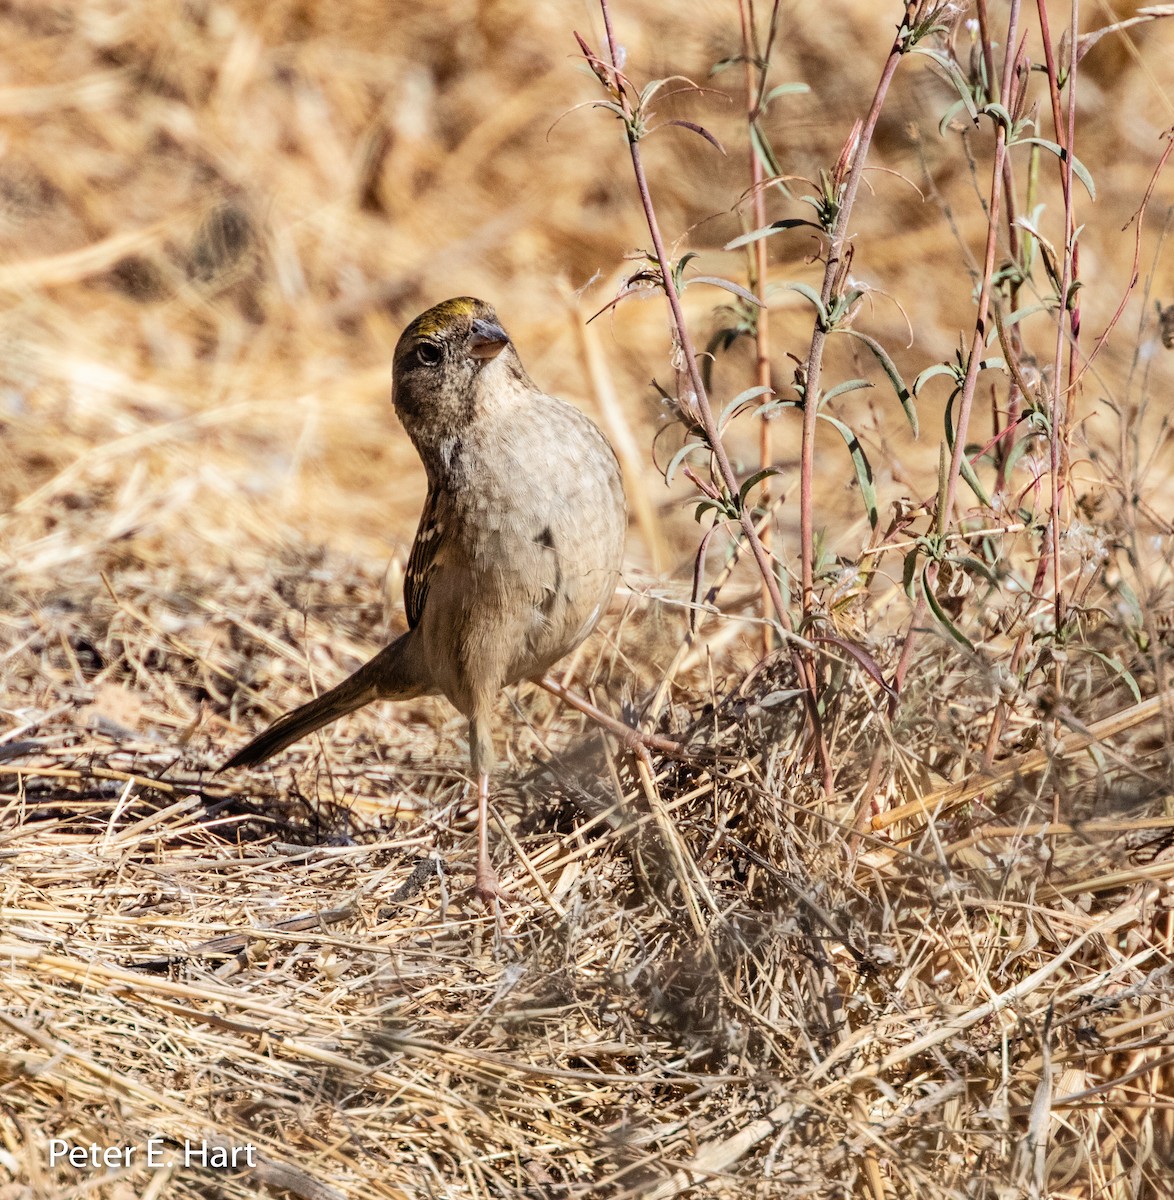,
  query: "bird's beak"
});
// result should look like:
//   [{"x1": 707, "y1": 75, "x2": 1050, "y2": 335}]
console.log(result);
[{"x1": 468, "y1": 318, "x2": 509, "y2": 361}]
